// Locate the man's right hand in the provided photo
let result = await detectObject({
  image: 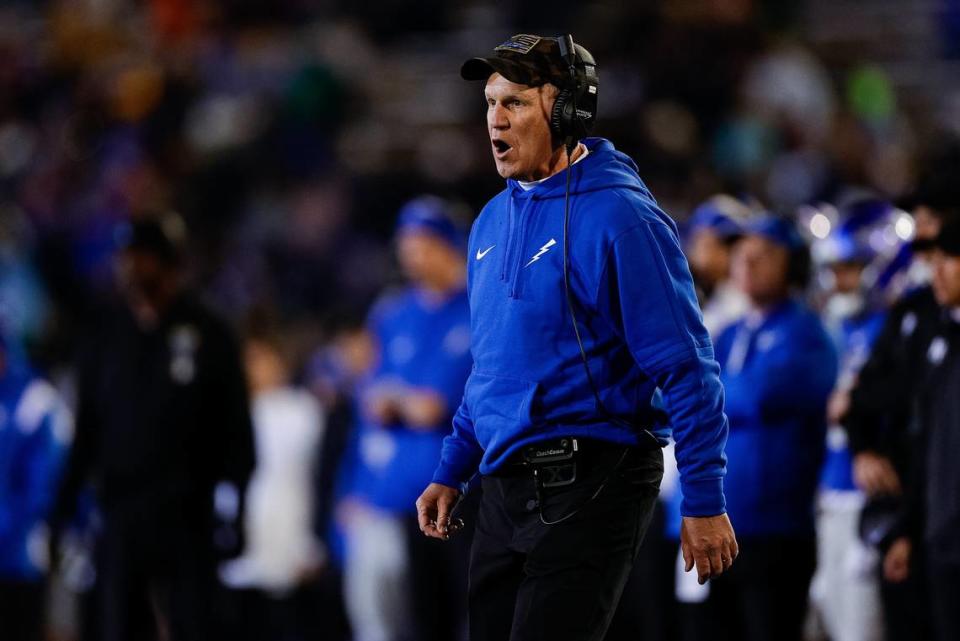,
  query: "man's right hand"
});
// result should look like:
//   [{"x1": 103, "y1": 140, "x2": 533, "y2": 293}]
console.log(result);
[
  {"x1": 853, "y1": 451, "x2": 901, "y2": 496},
  {"x1": 883, "y1": 537, "x2": 911, "y2": 583},
  {"x1": 416, "y1": 483, "x2": 462, "y2": 540},
  {"x1": 681, "y1": 513, "x2": 738, "y2": 585}
]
